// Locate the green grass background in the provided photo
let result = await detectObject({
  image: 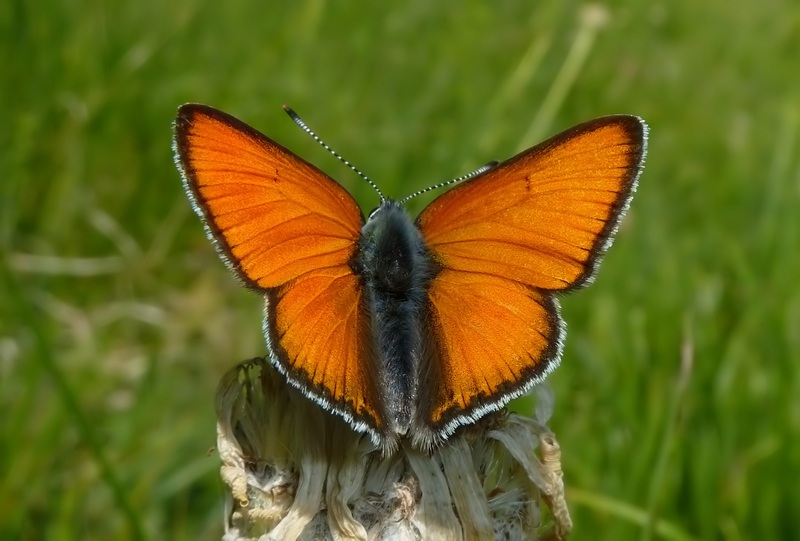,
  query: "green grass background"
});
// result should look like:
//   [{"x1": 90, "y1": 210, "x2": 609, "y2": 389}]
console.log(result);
[{"x1": 2, "y1": 1, "x2": 798, "y2": 539}]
